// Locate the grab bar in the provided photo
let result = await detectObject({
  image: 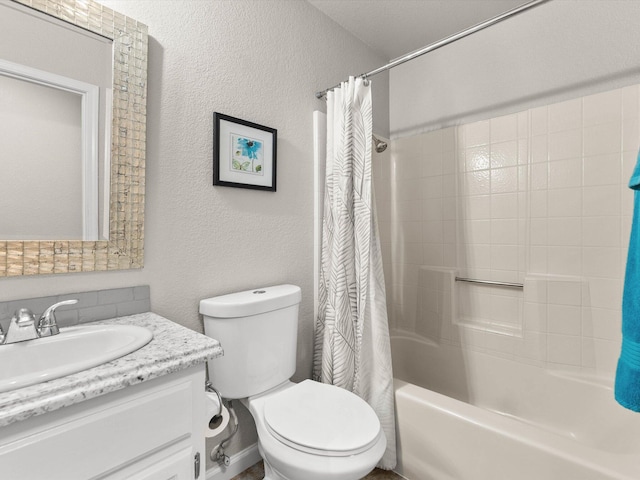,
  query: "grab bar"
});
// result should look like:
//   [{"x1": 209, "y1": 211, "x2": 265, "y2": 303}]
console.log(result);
[{"x1": 455, "y1": 277, "x2": 524, "y2": 289}]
